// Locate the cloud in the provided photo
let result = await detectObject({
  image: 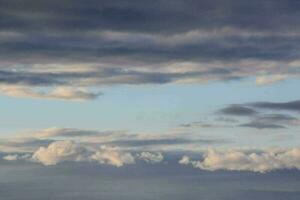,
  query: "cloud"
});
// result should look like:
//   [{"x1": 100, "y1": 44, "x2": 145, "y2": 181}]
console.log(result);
[
  {"x1": 218, "y1": 105, "x2": 258, "y2": 116},
  {"x1": 256, "y1": 75, "x2": 287, "y2": 86},
  {"x1": 250, "y1": 100, "x2": 300, "y2": 112},
  {"x1": 1, "y1": 0, "x2": 300, "y2": 34},
  {"x1": 179, "y1": 148, "x2": 300, "y2": 173},
  {"x1": 239, "y1": 114, "x2": 300, "y2": 129},
  {"x1": 137, "y1": 152, "x2": 164, "y2": 164}
]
